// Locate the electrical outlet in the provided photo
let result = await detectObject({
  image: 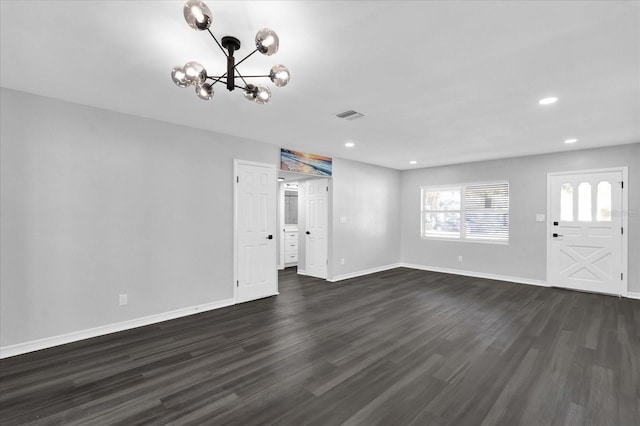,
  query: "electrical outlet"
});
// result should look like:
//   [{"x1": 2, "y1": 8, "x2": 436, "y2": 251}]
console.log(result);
[
  {"x1": 458, "y1": 256, "x2": 463, "y2": 262},
  {"x1": 341, "y1": 258, "x2": 345, "y2": 265},
  {"x1": 119, "y1": 294, "x2": 128, "y2": 306}
]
